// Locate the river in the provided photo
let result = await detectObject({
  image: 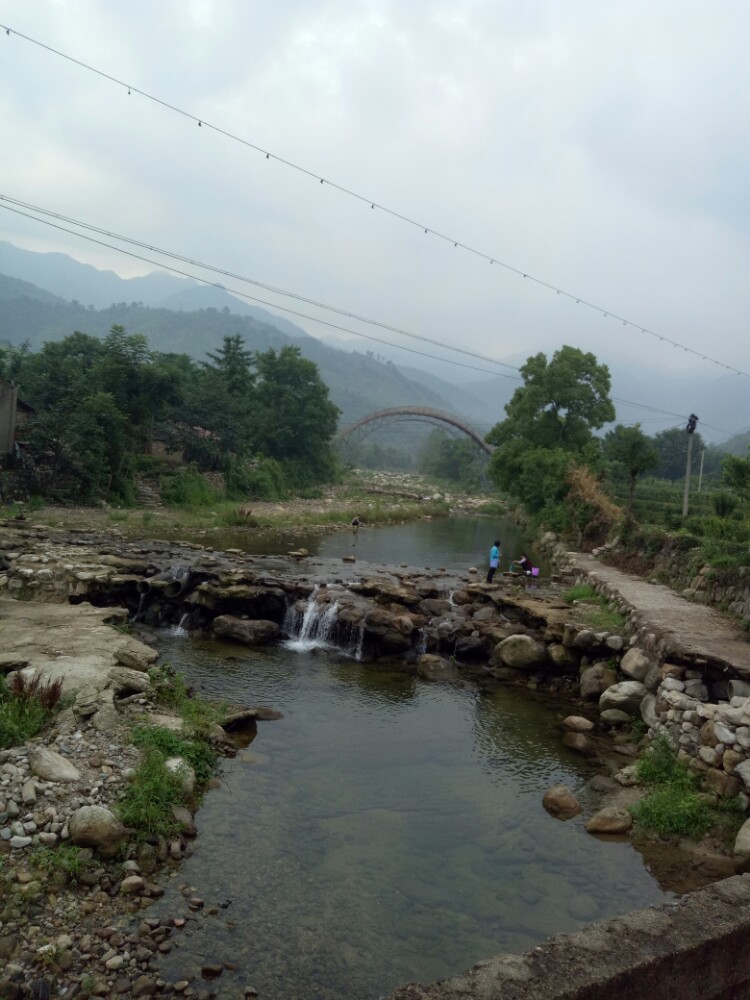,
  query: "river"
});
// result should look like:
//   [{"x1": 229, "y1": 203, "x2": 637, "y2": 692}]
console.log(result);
[{"x1": 143, "y1": 516, "x2": 671, "y2": 999}]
